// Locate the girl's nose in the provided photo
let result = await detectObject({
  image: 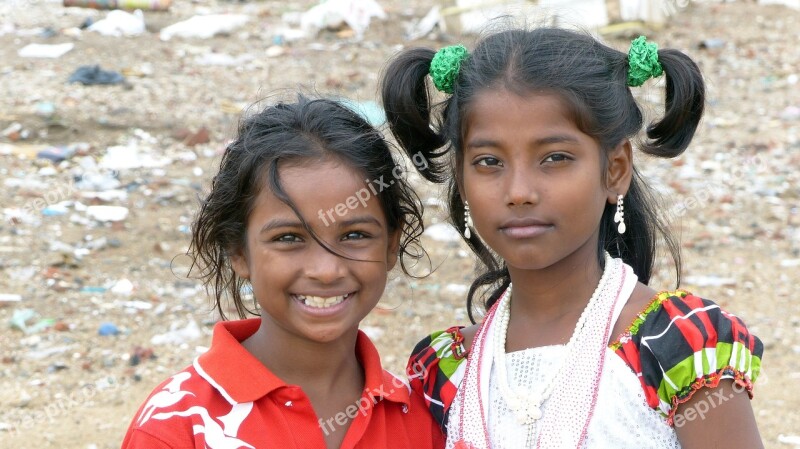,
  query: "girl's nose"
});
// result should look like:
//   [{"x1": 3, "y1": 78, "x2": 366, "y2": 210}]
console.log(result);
[
  {"x1": 305, "y1": 243, "x2": 347, "y2": 284},
  {"x1": 505, "y1": 165, "x2": 539, "y2": 207}
]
